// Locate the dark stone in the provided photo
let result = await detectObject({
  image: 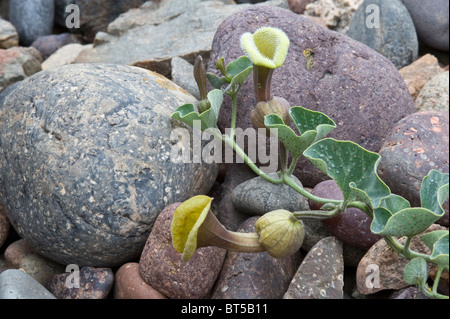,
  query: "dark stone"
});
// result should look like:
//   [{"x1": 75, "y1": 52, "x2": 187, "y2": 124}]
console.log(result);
[
  {"x1": 208, "y1": 6, "x2": 416, "y2": 187},
  {"x1": 284, "y1": 236, "x2": 344, "y2": 299},
  {"x1": 311, "y1": 180, "x2": 382, "y2": 250},
  {"x1": 9, "y1": 0, "x2": 54, "y2": 46},
  {"x1": 139, "y1": 203, "x2": 227, "y2": 299},
  {"x1": 401, "y1": 0, "x2": 449, "y2": 52},
  {"x1": 62, "y1": 0, "x2": 150, "y2": 42},
  {"x1": 50, "y1": 267, "x2": 114, "y2": 299},
  {"x1": 0, "y1": 63, "x2": 218, "y2": 267},
  {"x1": 212, "y1": 217, "x2": 302, "y2": 299},
  {"x1": 232, "y1": 173, "x2": 310, "y2": 216},
  {"x1": 31, "y1": 33, "x2": 79, "y2": 60},
  {"x1": 348, "y1": 0, "x2": 419, "y2": 69},
  {"x1": 377, "y1": 111, "x2": 449, "y2": 225}
]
